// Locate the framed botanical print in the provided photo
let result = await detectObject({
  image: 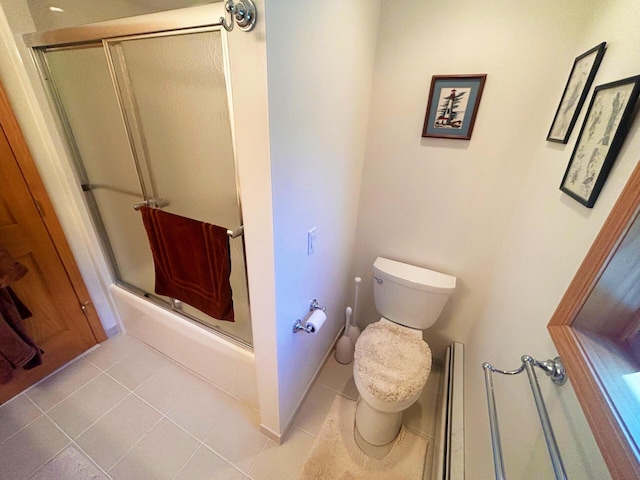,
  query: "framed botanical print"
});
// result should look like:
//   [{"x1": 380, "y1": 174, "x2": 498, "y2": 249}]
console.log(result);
[
  {"x1": 547, "y1": 42, "x2": 607, "y2": 143},
  {"x1": 560, "y1": 75, "x2": 640, "y2": 208}
]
